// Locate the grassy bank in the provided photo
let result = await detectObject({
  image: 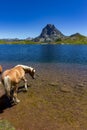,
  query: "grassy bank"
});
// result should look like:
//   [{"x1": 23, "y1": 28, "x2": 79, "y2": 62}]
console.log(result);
[
  {"x1": 0, "y1": 37, "x2": 87, "y2": 45},
  {"x1": 0, "y1": 40, "x2": 39, "y2": 44}
]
